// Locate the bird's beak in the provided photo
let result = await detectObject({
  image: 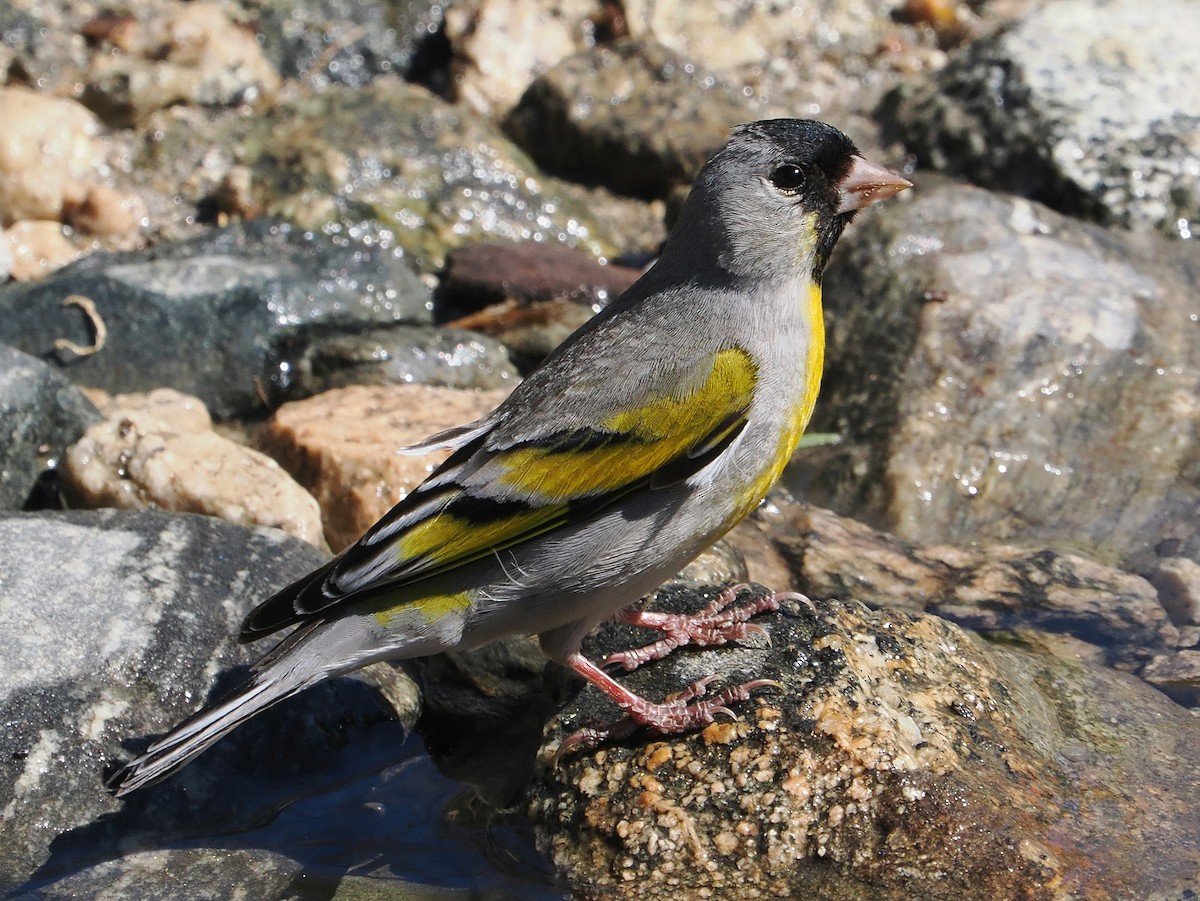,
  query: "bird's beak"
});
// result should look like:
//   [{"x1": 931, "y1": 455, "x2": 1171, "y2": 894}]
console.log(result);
[{"x1": 836, "y1": 156, "x2": 912, "y2": 213}]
